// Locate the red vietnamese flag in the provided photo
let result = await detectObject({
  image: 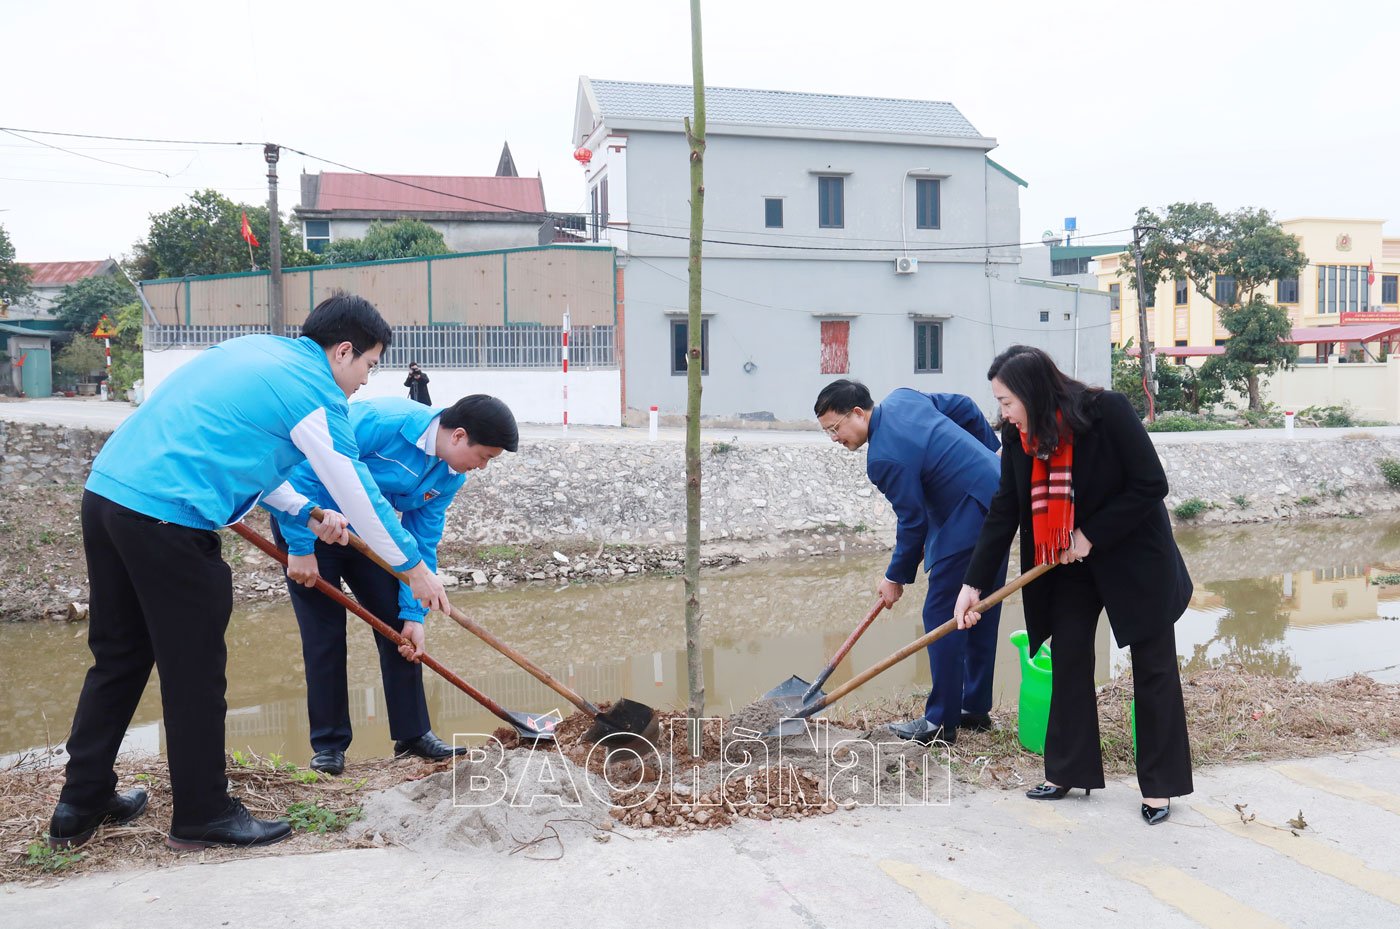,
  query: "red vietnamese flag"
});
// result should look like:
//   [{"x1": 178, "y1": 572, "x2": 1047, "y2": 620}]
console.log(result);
[
  {"x1": 241, "y1": 212, "x2": 259, "y2": 248},
  {"x1": 1369, "y1": 258, "x2": 1375, "y2": 286}
]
